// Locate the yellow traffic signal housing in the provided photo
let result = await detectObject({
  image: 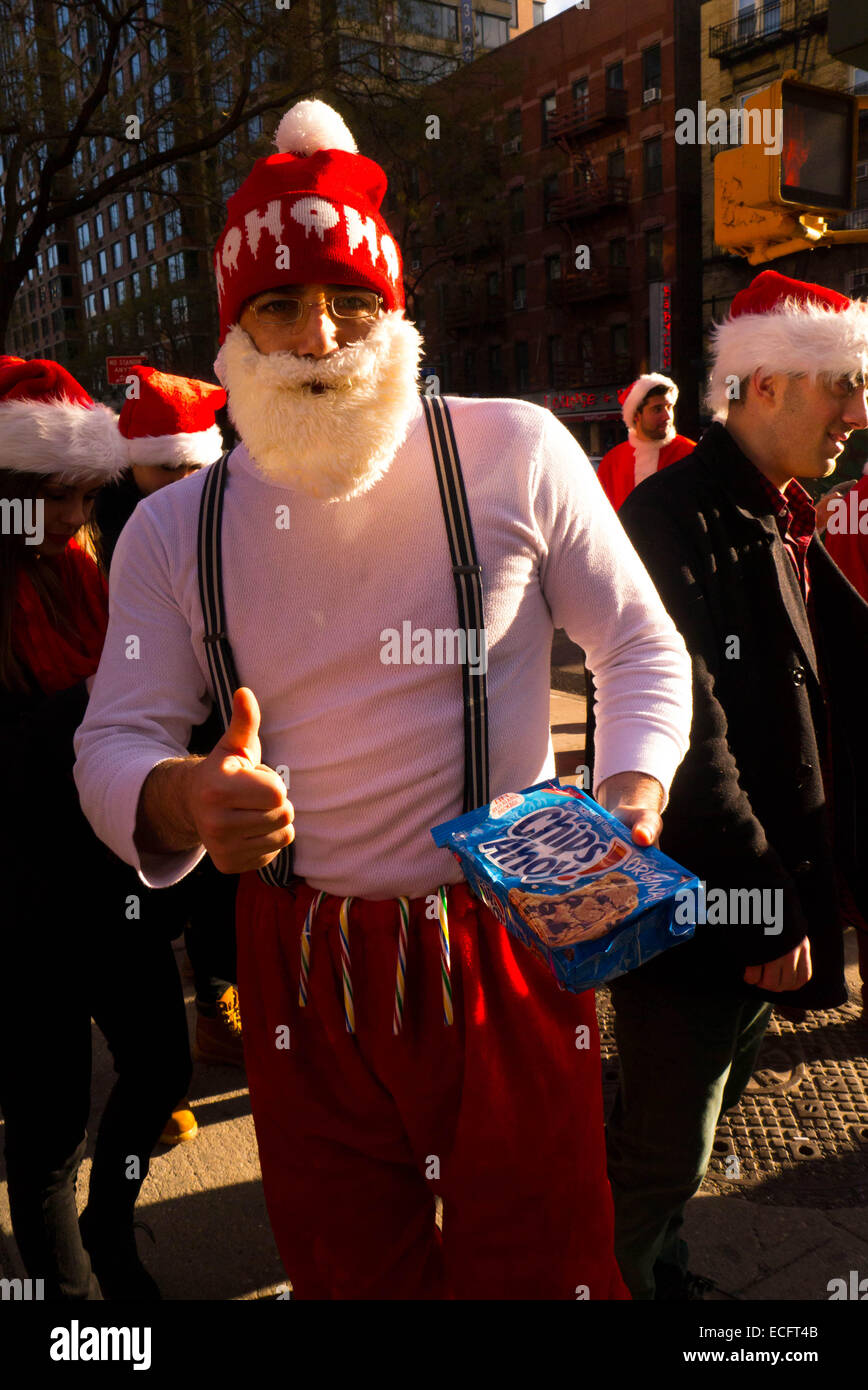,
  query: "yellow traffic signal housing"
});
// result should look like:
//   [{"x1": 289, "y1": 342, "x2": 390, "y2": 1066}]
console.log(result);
[{"x1": 714, "y1": 71, "x2": 863, "y2": 263}]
